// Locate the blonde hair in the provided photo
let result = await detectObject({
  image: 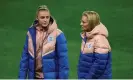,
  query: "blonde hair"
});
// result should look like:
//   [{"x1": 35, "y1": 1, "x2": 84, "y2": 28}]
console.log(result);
[
  {"x1": 82, "y1": 11, "x2": 100, "y2": 31},
  {"x1": 36, "y1": 5, "x2": 50, "y2": 17},
  {"x1": 32, "y1": 5, "x2": 53, "y2": 26}
]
